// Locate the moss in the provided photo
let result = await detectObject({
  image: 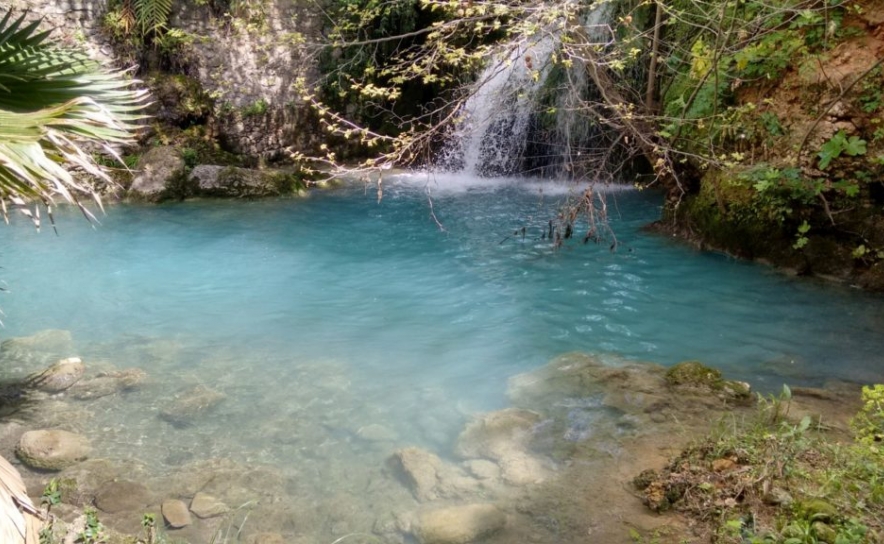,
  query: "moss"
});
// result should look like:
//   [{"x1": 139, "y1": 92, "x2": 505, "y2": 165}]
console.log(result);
[{"x1": 665, "y1": 361, "x2": 723, "y2": 389}]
